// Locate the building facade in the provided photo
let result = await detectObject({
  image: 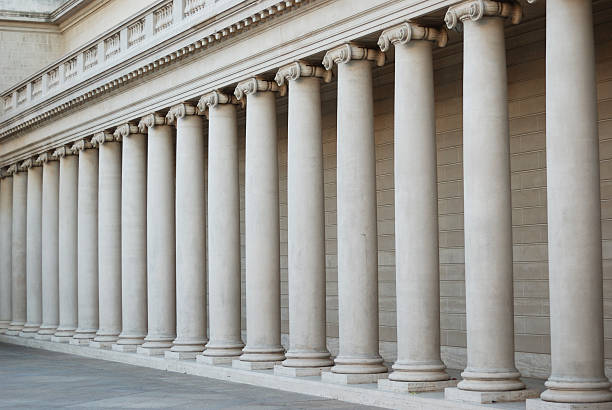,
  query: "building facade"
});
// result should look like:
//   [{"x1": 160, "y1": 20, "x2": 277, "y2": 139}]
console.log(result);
[{"x1": 0, "y1": 0, "x2": 611, "y2": 408}]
